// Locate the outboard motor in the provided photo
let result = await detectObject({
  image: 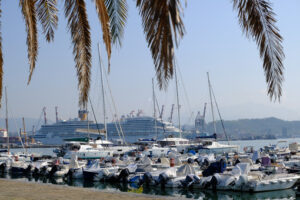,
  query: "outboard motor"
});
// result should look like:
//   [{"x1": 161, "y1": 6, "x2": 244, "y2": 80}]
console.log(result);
[
  {"x1": 142, "y1": 172, "x2": 153, "y2": 186},
  {"x1": 118, "y1": 168, "x2": 130, "y2": 183},
  {"x1": 25, "y1": 165, "x2": 32, "y2": 174},
  {"x1": 40, "y1": 166, "x2": 48, "y2": 176},
  {"x1": 187, "y1": 158, "x2": 194, "y2": 164},
  {"x1": 157, "y1": 173, "x2": 169, "y2": 187},
  {"x1": 181, "y1": 174, "x2": 195, "y2": 188},
  {"x1": 33, "y1": 167, "x2": 39, "y2": 176},
  {"x1": 0, "y1": 163, "x2": 6, "y2": 173},
  {"x1": 210, "y1": 175, "x2": 218, "y2": 191},
  {"x1": 48, "y1": 165, "x2": 60, "y2": 177},
  {"x1": 64, "y1": 169, "x2": 74, "y2": 180}
]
